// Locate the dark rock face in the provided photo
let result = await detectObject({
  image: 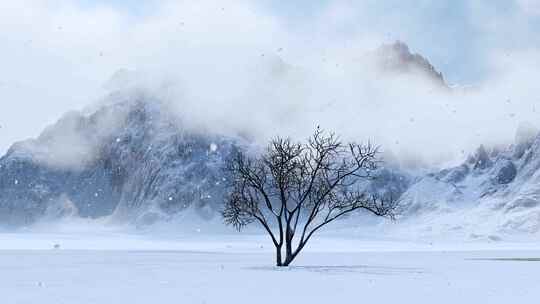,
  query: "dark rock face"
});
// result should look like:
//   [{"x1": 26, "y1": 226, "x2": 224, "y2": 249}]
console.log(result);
[
  {"x1": 0, "y1": 154, "x2": 122, "y2": 225},
  {"x1": 472, "y1": 145, "x2": 493, "y2": 170},
  {"x1": 496, "y1": 160, "x2": 517, "y2": 184},
  {"x1": 443, "y1": 164, "x2": 470, "y2": 184},
  {"x1": 0, "y1": 98, "x2": 240, "y2": 227},
  {"x1": 366, "y1": 168, "x2": 412, "y2": 199}
]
